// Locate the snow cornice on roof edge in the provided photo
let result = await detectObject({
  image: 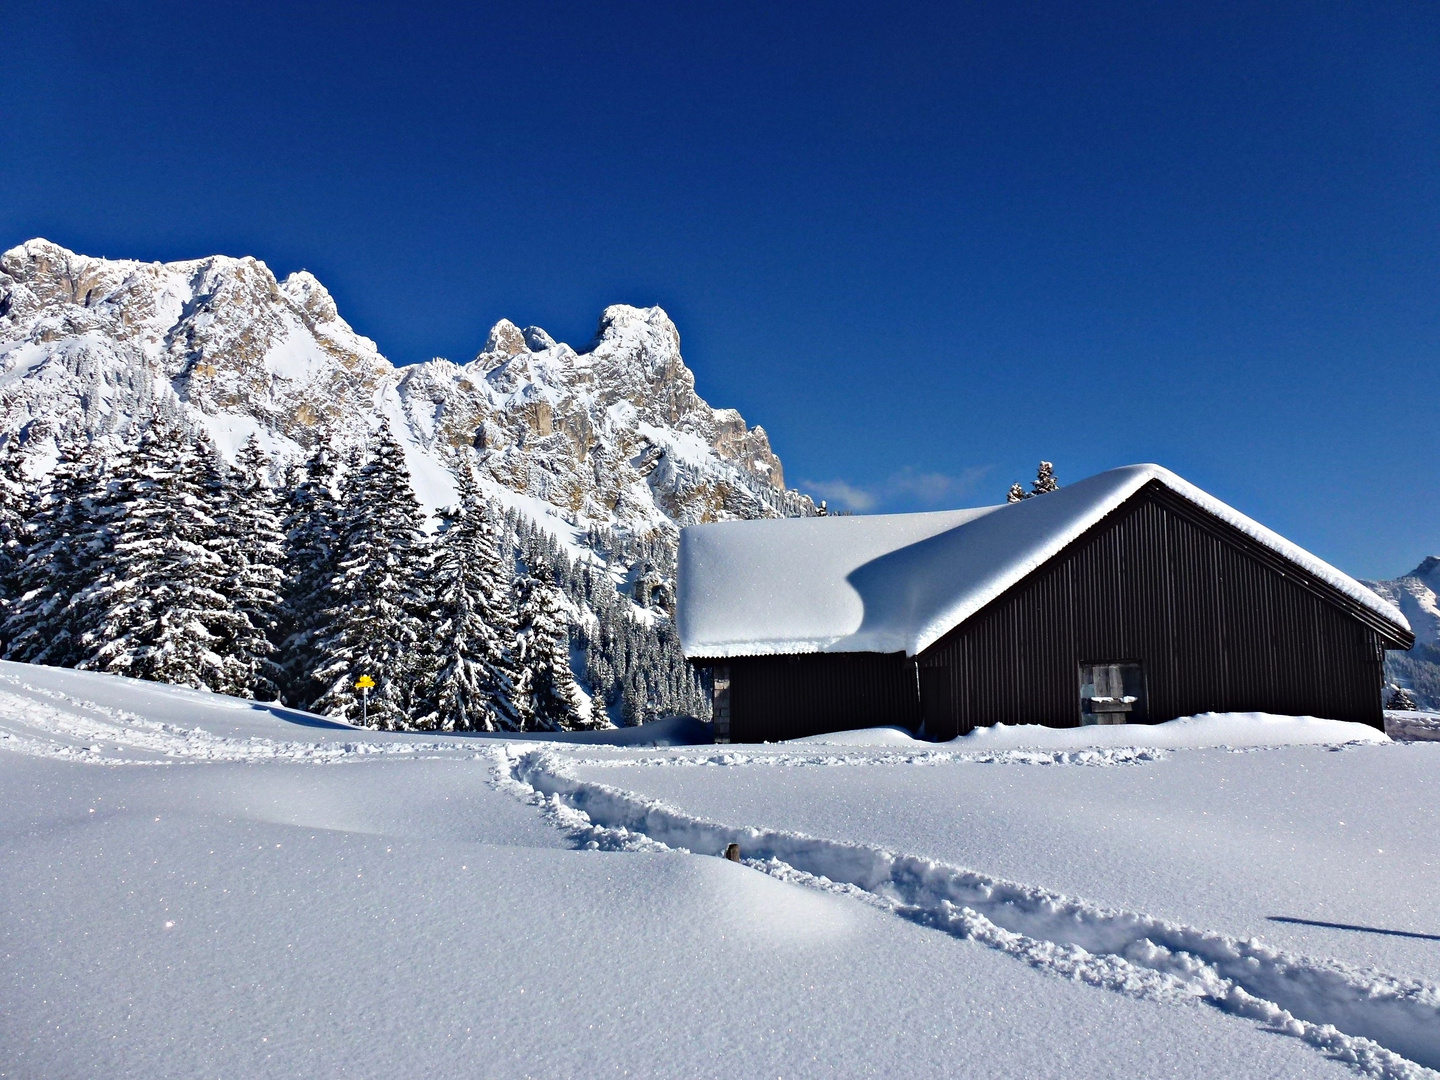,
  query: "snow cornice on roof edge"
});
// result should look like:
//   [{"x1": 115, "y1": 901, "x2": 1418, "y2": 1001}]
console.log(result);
[{"x1": 677, "y1": 464, "x2": 1410, "y2": 660}]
